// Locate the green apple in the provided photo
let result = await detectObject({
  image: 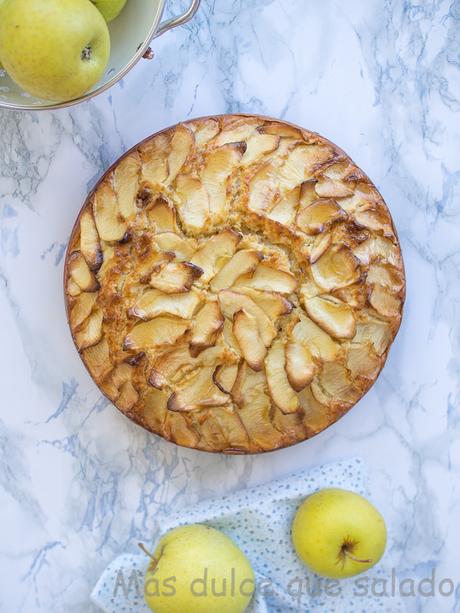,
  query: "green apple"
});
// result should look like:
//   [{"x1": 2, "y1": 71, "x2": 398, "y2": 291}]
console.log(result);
[
  {"x1": 142, "y1": 524, "x2": 255, "y2": 613},
  {"x1": 91, "y1": 0, "x2": 127, "y2": 22},
  {"x1": 0, "y1": 0, "x2": 110, "y2": 101},
  {"x1": 292, "y1": 488, "x2": 387, "y2": 579}
]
